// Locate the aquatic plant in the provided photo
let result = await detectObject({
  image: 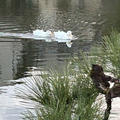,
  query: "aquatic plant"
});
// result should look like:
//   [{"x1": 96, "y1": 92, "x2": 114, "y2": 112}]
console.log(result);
[
  {"x1": 102, "y1": 30, "x2": 120, "y2": 77},
  {"x1": 18, "y1": 52, "x2": 103, "y2": 120},
  {"x1": 97, "y1": 30, "x2": 120, "y2": 120}
]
